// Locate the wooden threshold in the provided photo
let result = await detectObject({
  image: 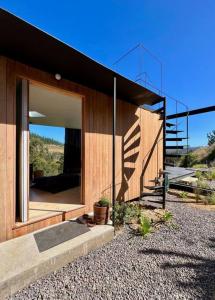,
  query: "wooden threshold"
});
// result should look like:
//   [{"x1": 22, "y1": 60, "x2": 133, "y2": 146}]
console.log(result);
[{"x1": 13, "y1": 205, "x2": 86, "y2": 238}]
